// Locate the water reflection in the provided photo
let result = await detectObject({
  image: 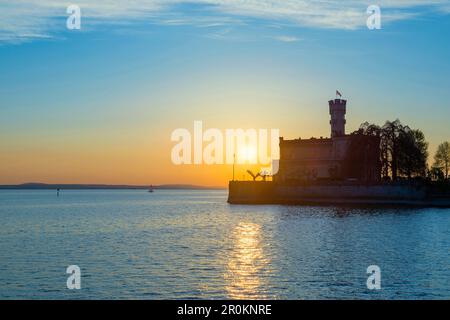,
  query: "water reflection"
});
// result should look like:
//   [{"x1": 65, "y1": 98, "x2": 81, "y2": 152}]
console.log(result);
[{"x1": 224, "y1": 222, "x2": 270, "y2": 299}]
